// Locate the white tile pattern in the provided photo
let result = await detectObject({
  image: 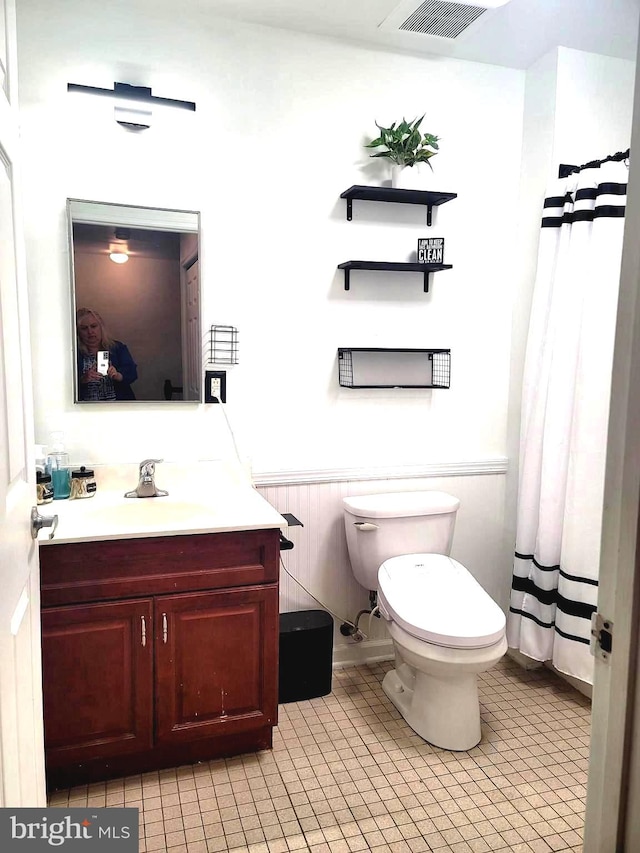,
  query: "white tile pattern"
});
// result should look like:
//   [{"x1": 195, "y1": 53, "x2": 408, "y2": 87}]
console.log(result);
[{"x1": 49, "y1": 657, "x2": 589, "y2": 852}]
